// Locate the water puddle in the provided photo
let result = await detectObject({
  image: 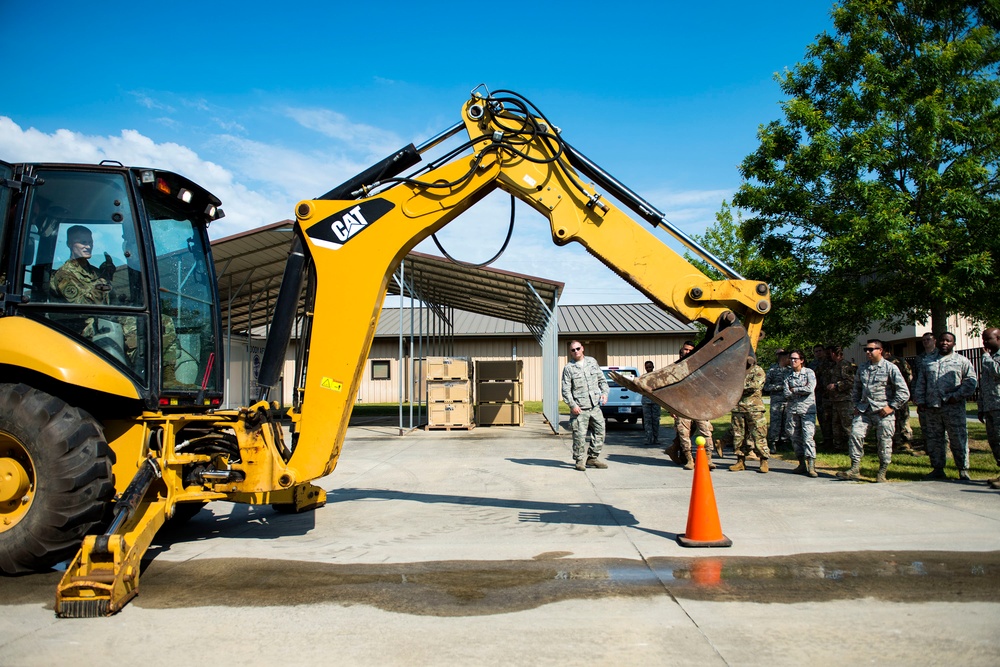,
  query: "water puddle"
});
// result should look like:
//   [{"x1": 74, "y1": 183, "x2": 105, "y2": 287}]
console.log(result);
[{"x1": 4, "y1": 551, "x2": 998, "y2": 615}]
